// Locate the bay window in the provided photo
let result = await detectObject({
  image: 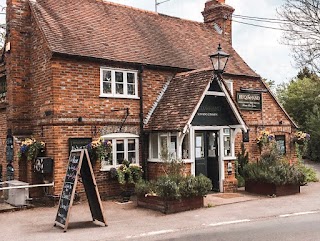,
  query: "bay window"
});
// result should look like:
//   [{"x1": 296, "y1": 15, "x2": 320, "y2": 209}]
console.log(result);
[{"x1": 101, "y1": 133, "x2": 139, "y2": 170}]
